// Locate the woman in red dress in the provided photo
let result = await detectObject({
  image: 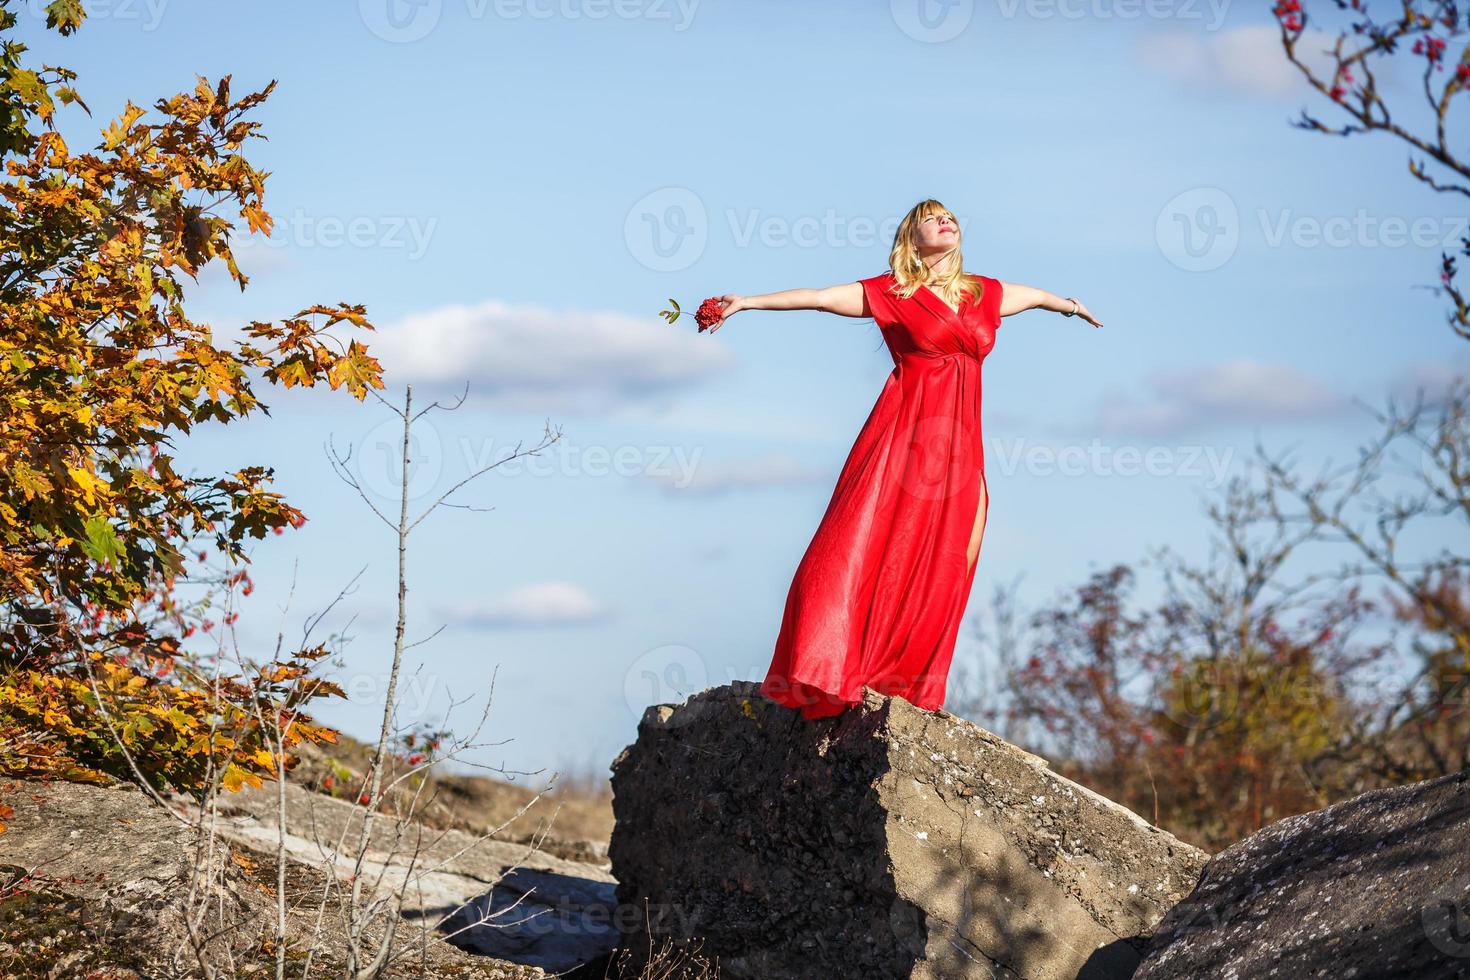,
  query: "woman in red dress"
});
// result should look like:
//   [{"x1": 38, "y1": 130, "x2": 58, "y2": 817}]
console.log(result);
[{"x1": 708, "y1": 199, "x2": 1103, "y2": 720}]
